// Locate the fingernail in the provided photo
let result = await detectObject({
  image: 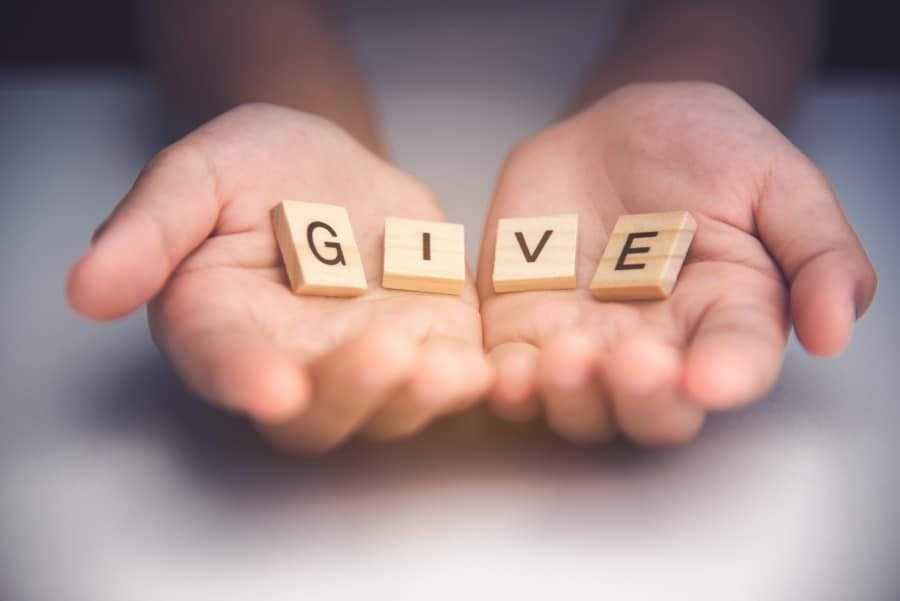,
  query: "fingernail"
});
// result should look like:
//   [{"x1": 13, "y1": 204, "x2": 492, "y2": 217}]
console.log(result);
[{"x1": 91, "y1": 219, "x2": 110, "y2": 244}]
